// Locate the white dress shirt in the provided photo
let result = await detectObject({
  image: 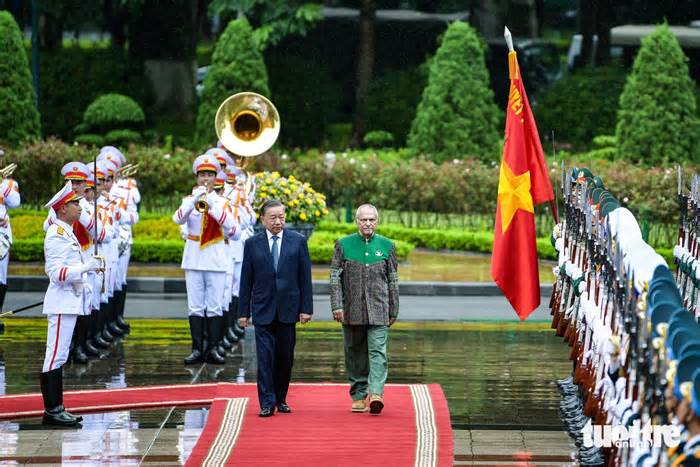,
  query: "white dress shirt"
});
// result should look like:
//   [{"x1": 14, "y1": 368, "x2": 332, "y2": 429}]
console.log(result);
[{"x1": 266, "y1": 229, "x2": 283, "y2": 255}]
